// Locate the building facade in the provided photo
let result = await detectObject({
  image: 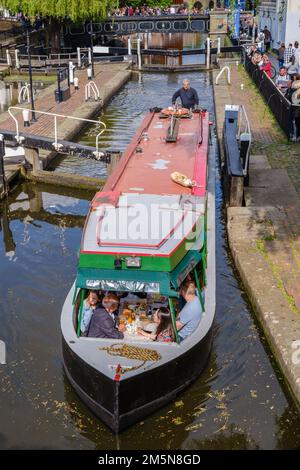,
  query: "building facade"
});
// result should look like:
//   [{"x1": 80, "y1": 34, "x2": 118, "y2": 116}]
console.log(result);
[{"x1": 258, "y1": 0, "x2": 300, "y2": 49}]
